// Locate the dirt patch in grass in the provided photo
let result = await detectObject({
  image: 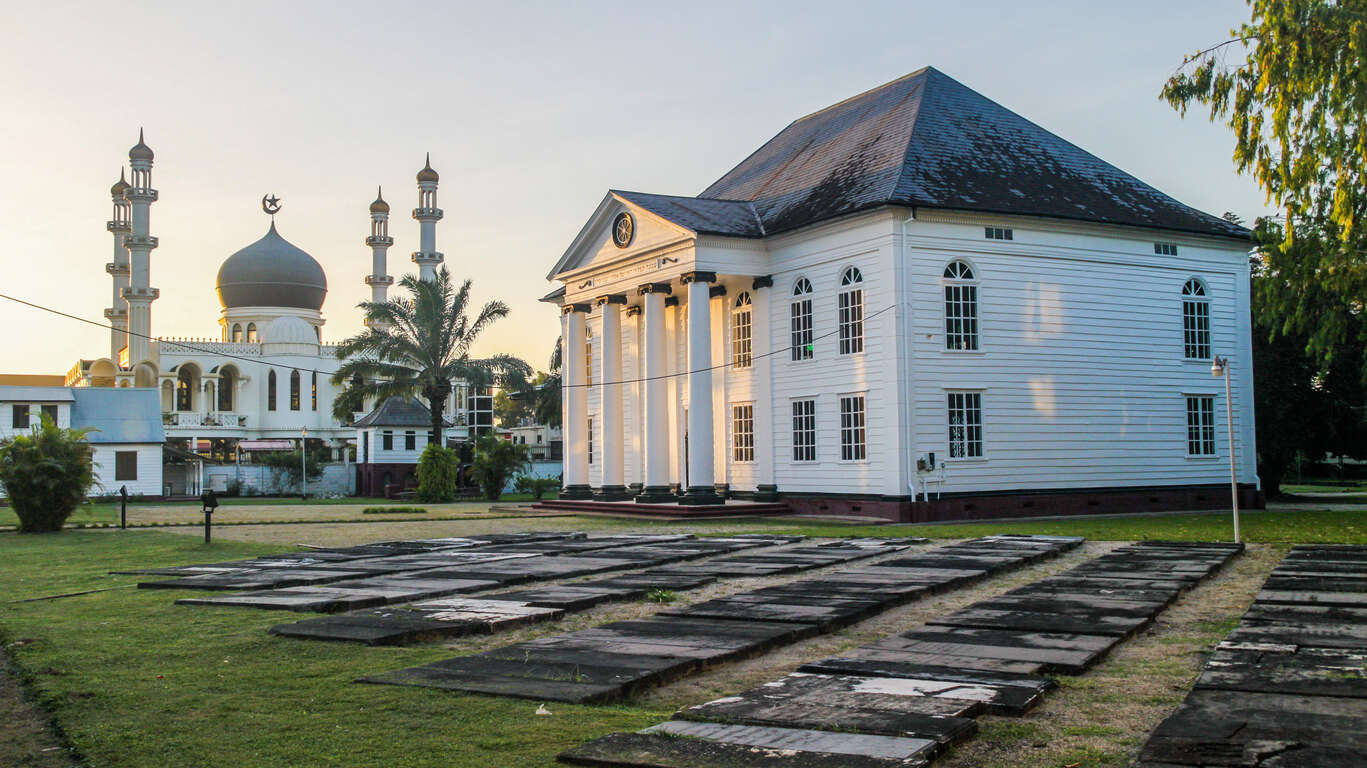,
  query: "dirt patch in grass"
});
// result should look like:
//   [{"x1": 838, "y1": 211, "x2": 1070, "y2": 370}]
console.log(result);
[
  {"x1": 932, "y1": 543, "x2": 1283, "y2": 768},
  {"x1": 0, "y1": 647, "x2": 80, "y2": 768}
]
